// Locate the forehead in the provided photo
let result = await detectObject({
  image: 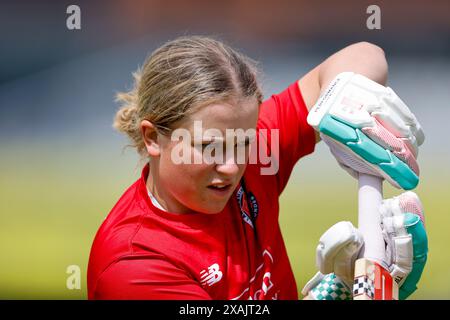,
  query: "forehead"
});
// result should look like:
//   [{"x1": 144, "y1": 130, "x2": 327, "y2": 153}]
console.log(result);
[{"x1": 183, "y1": 99, "x2": 259, "y2": 132}]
